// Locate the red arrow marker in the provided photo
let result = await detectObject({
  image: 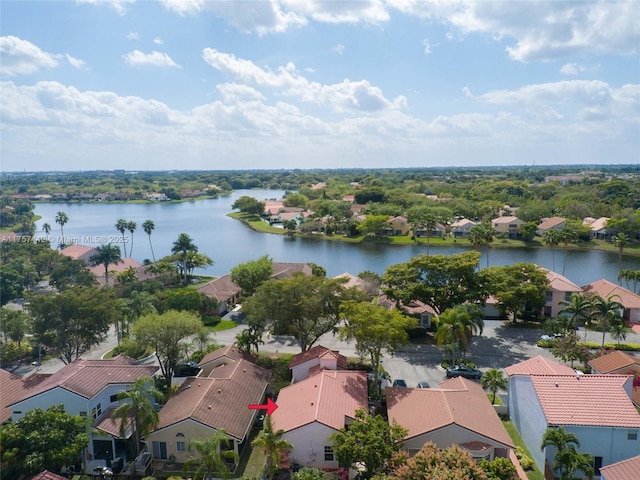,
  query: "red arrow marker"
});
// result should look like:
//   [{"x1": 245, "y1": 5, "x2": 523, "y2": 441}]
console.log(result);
[{"x1": 248, "y1": 397, "x2": 278, "y2": 416}]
